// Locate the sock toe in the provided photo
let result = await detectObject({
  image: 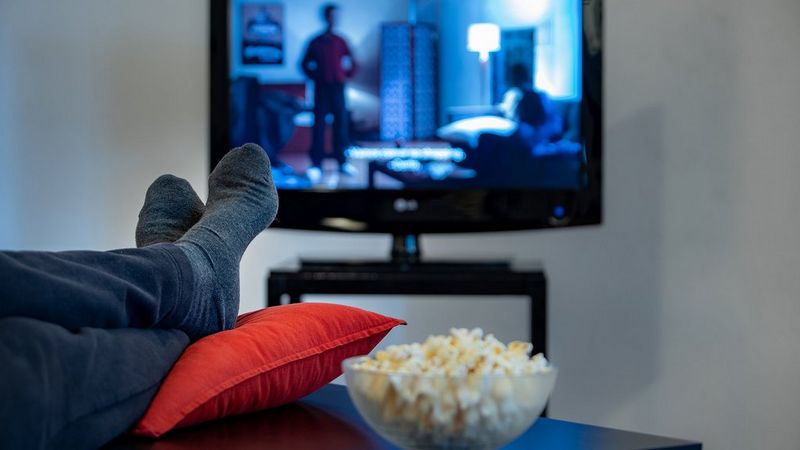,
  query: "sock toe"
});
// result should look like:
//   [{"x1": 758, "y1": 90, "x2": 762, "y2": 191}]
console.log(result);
[
  {"x1": 136, "y1": 174, "x2": 205, "y2": 248},
  {"x1": 209, "y1": 145, "x2": 278, "y2": 217}
]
